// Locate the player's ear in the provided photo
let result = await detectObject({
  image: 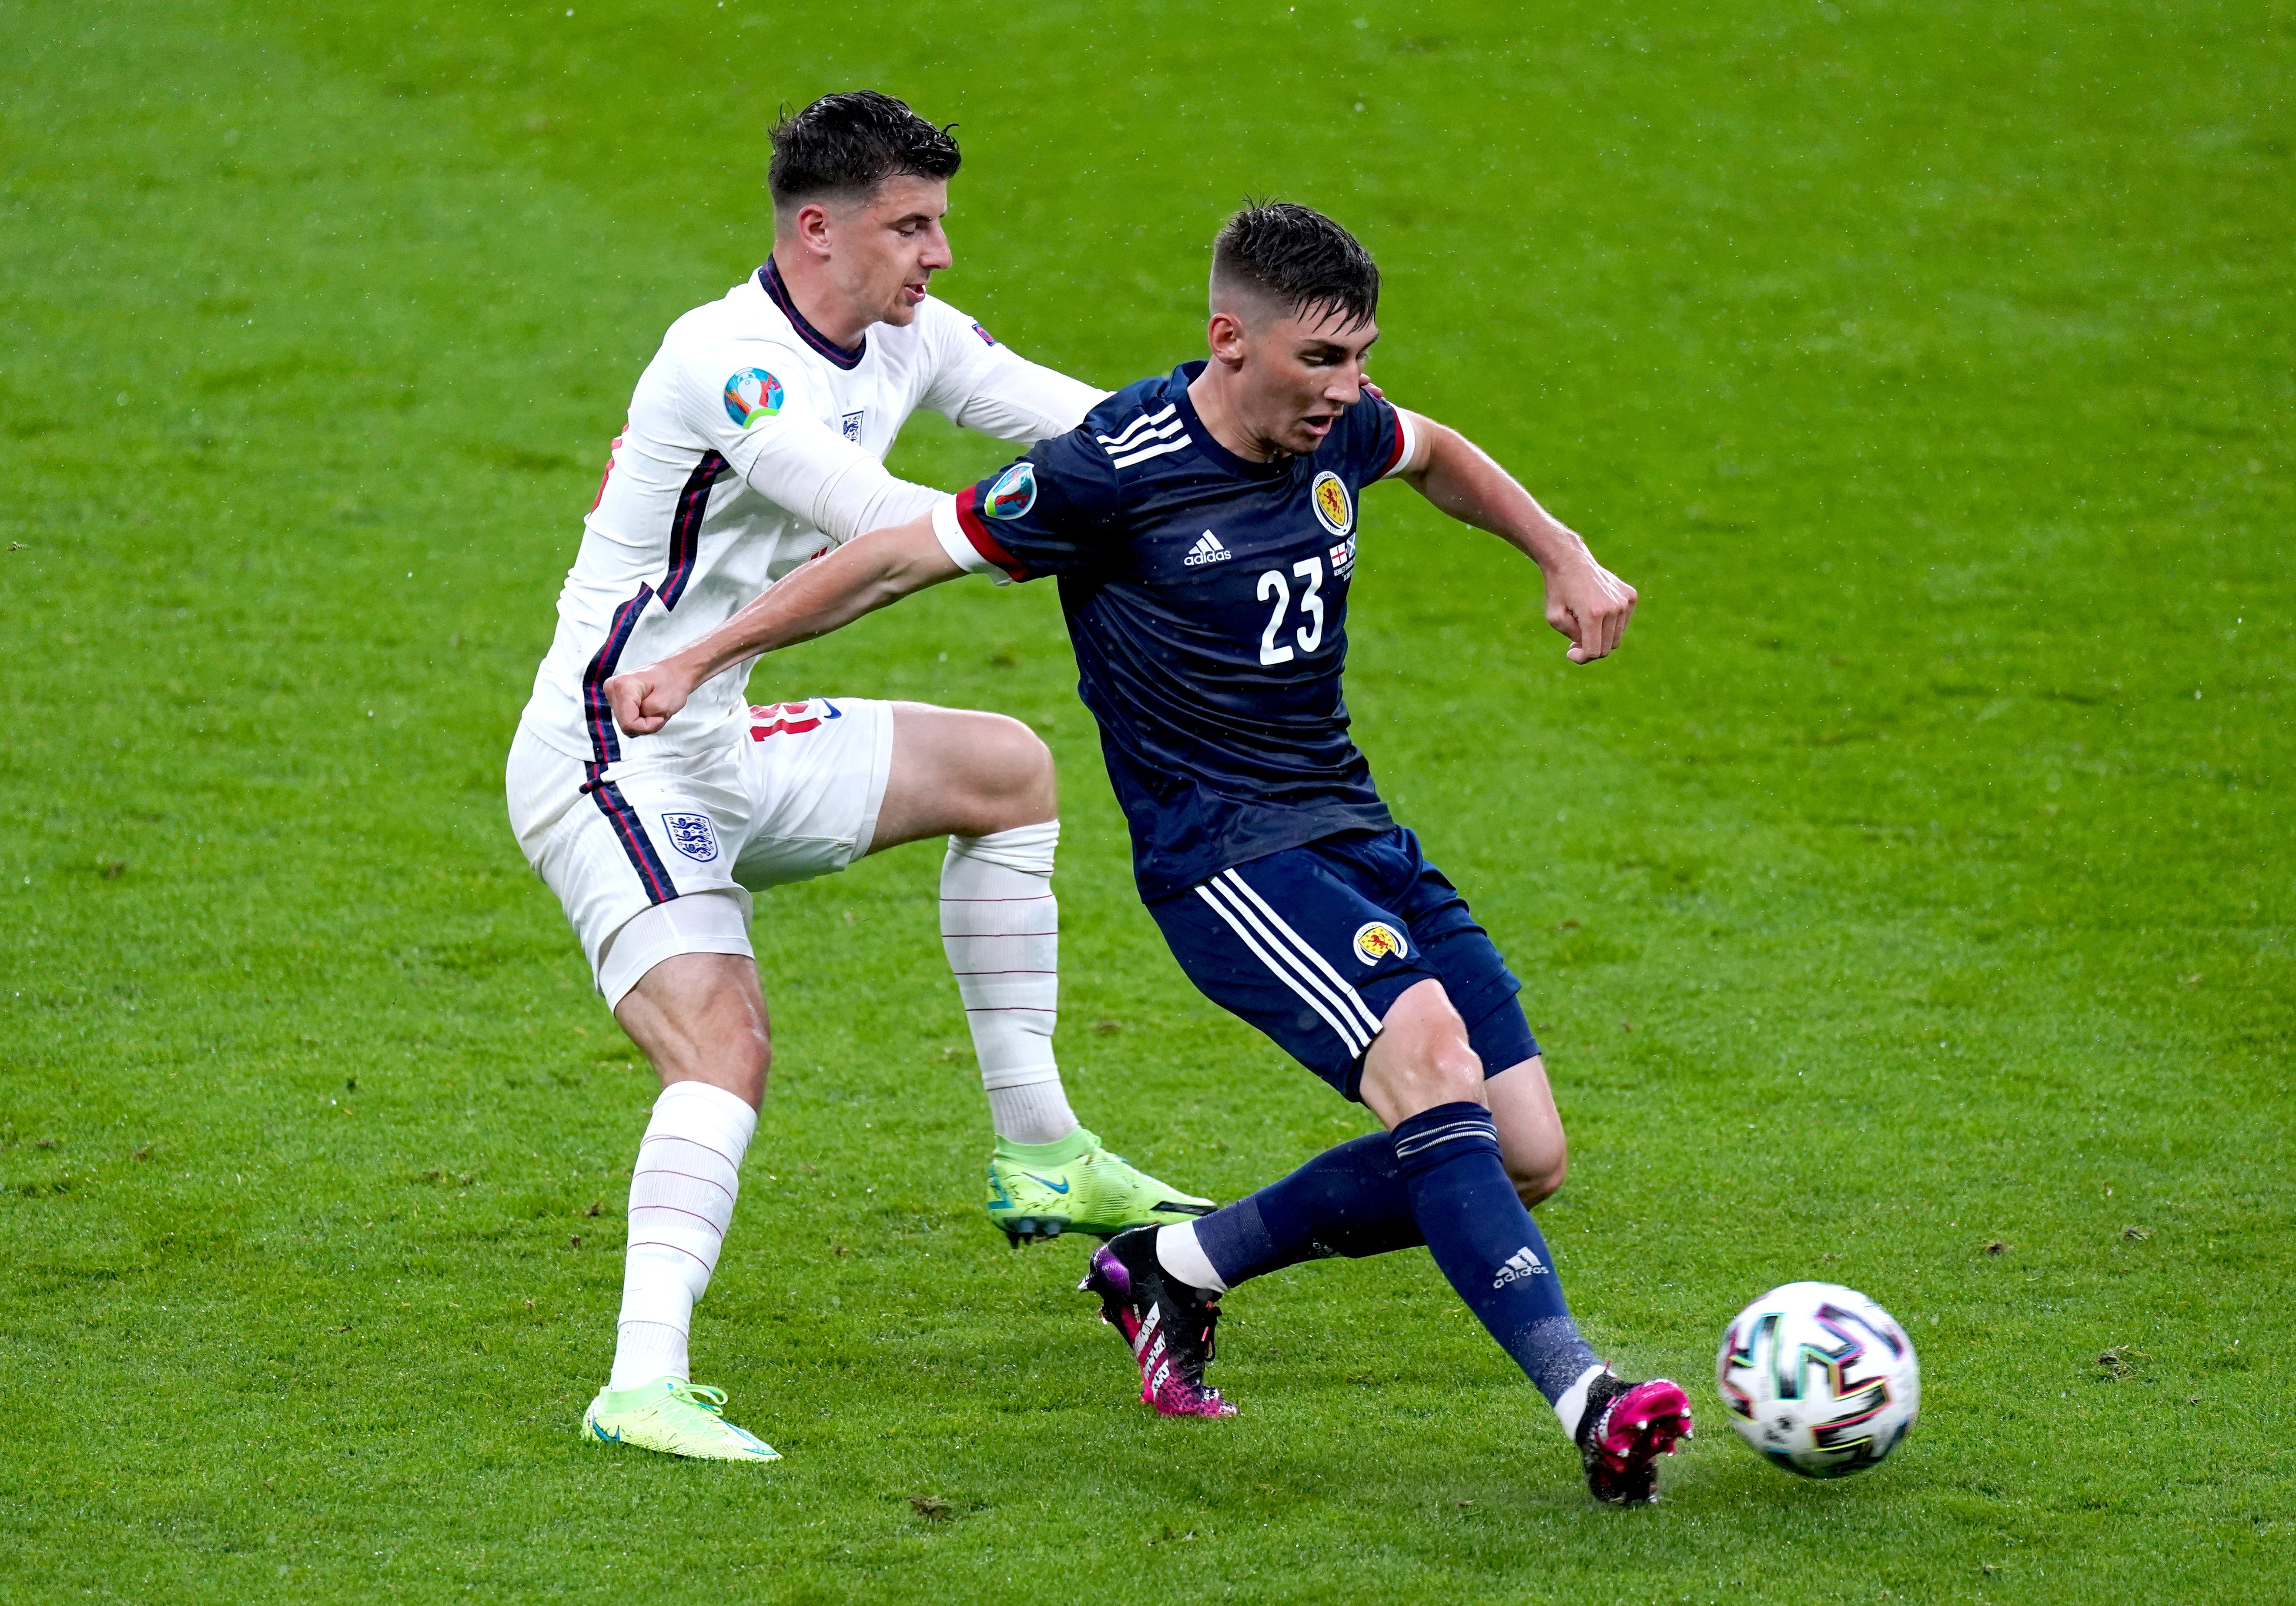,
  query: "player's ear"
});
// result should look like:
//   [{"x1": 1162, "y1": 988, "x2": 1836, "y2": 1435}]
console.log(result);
[
  {"x1": 1206, "y1": 309, "x2": 1249, "y2": 369},
  {"x1": 791, "y1": 199, "x2": 836, "y2": 258}
]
